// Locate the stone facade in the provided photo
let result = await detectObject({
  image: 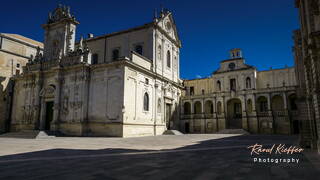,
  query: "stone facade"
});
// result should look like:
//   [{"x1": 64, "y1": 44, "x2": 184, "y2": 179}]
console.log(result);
[
  {"x1": 8, "y1": 5, "x2": 182, "y2": 137},
  {"x1": 180, "y1": 49, "x2": 298, "y2": 135},
  {"x1": 294, "y1": 0, "x2": 320, "y2": 152},
  {"x1": 0, "y1": 33, "x2": 43, "y2": 133}
]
